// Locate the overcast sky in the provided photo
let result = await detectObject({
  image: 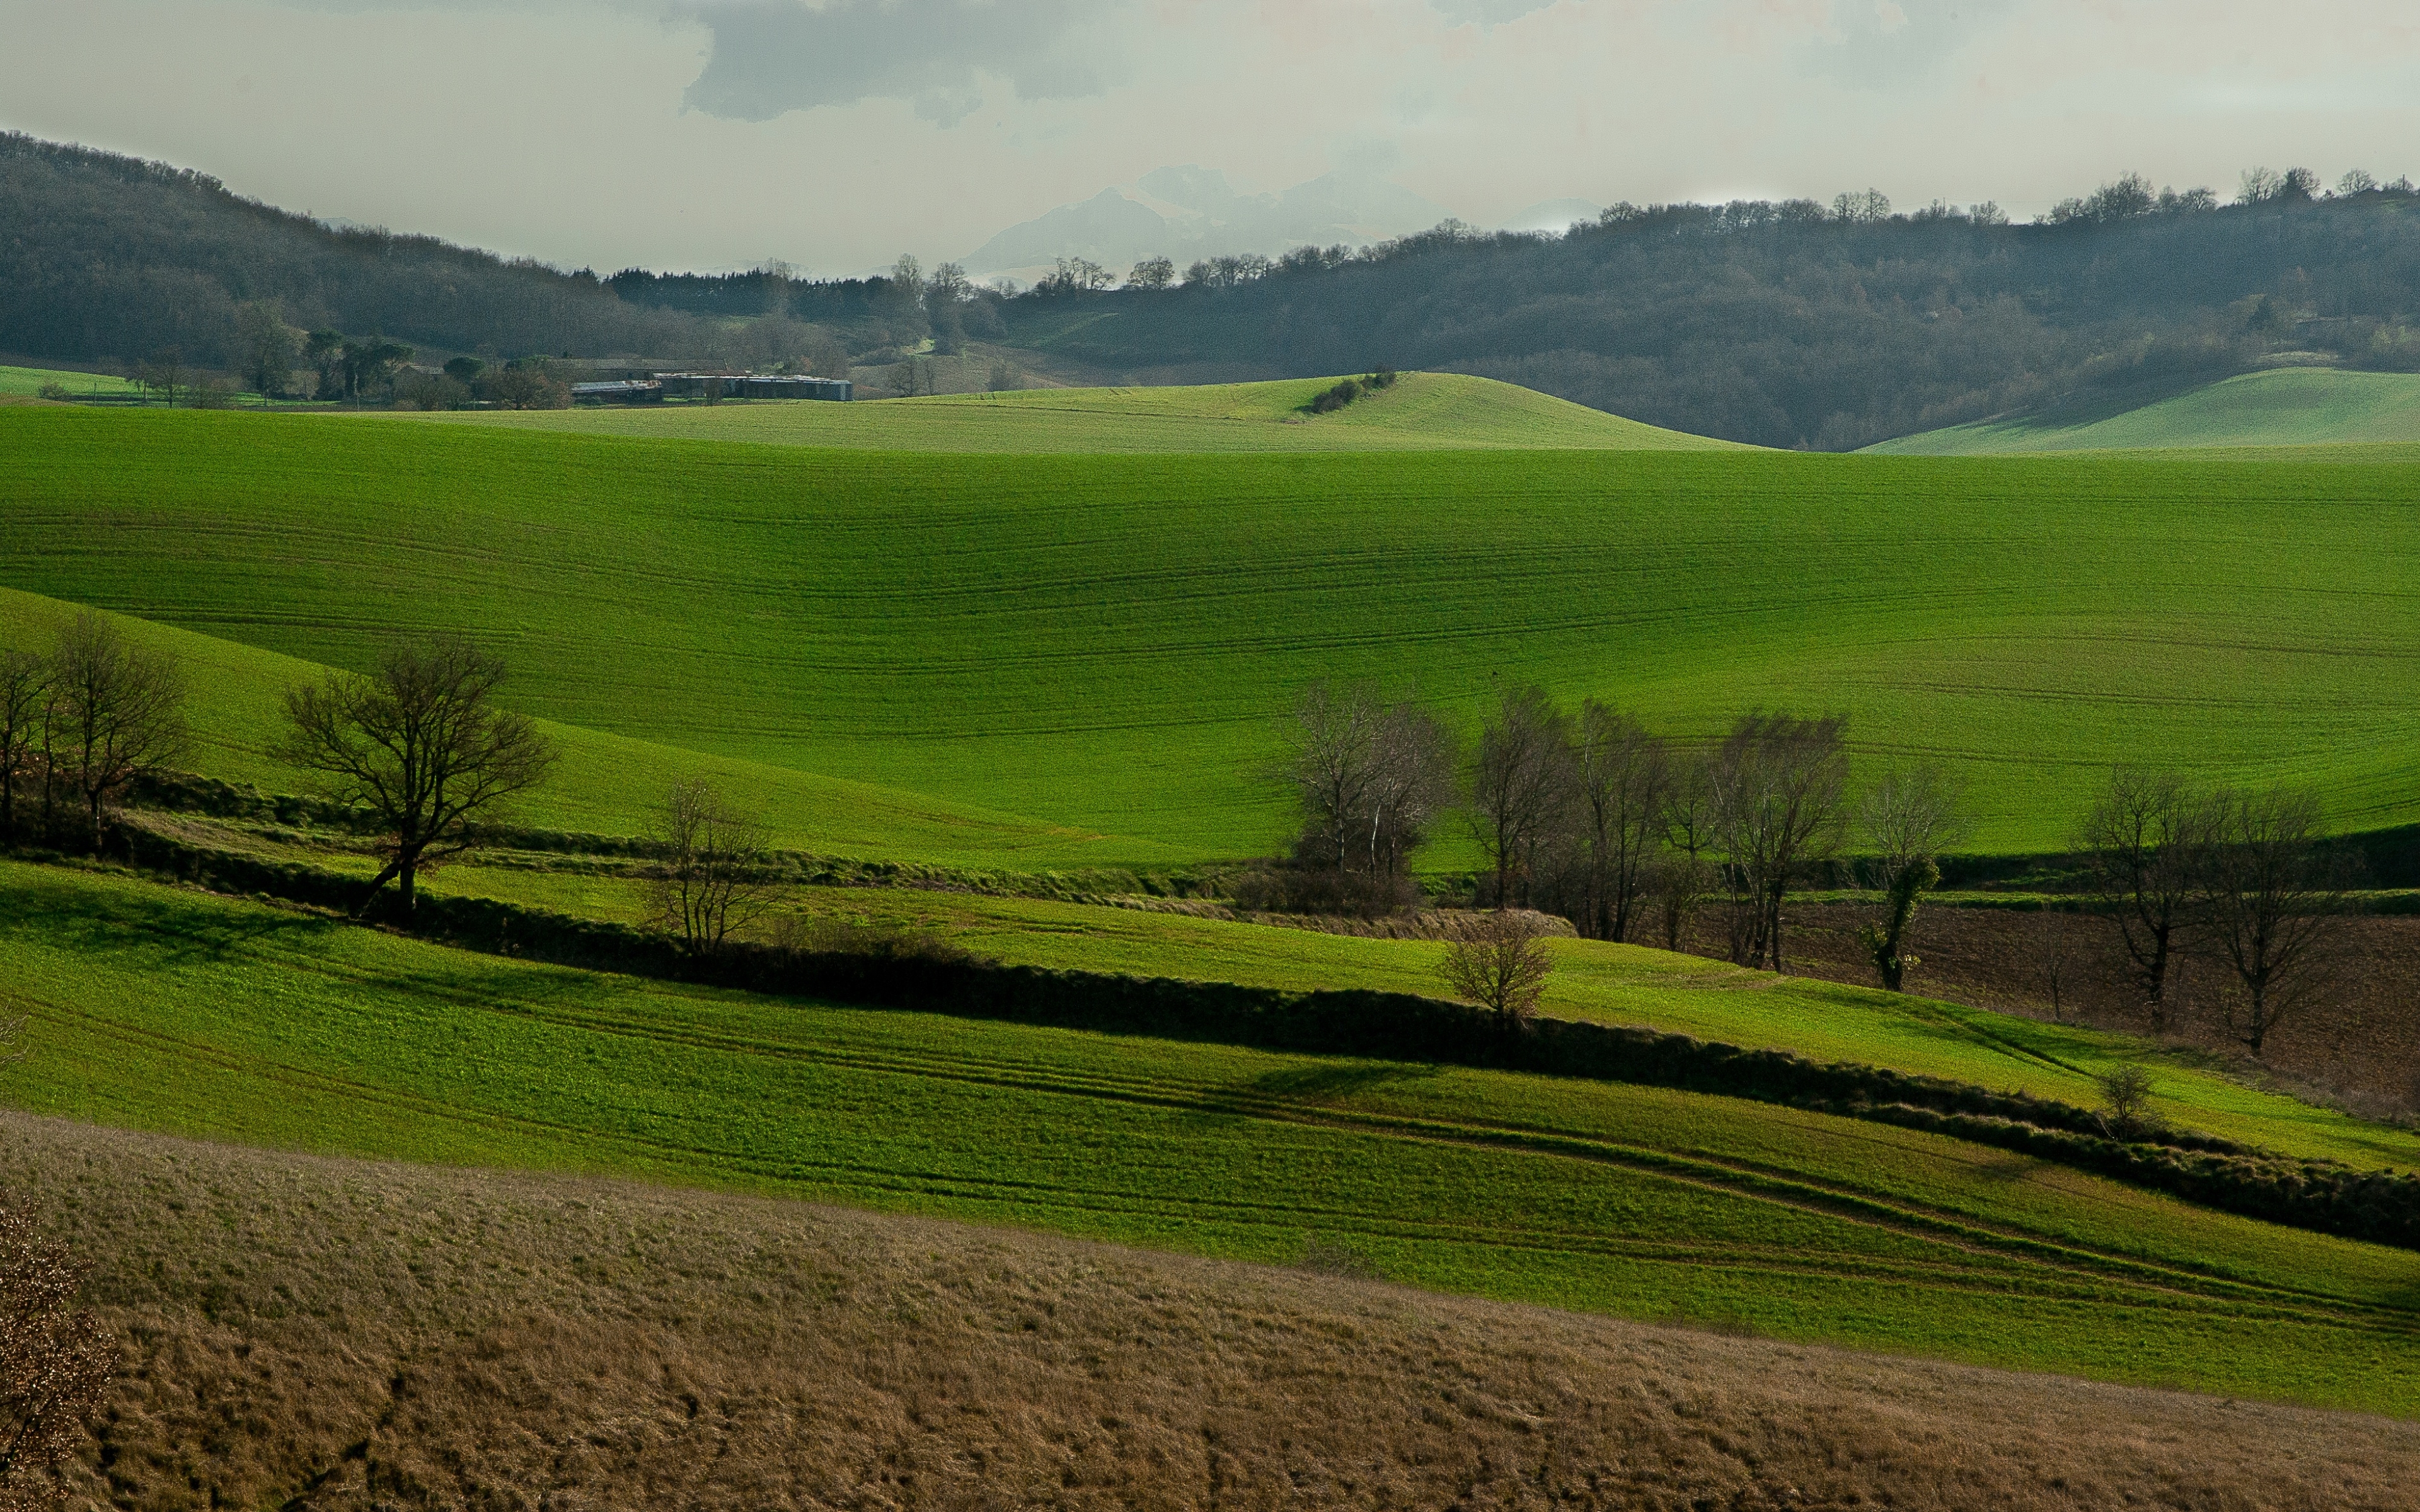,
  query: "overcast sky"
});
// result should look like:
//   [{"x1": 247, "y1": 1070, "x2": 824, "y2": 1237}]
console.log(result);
[{"x1": 4, "y1": 0, "x2": 2416, "y2": 277}]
